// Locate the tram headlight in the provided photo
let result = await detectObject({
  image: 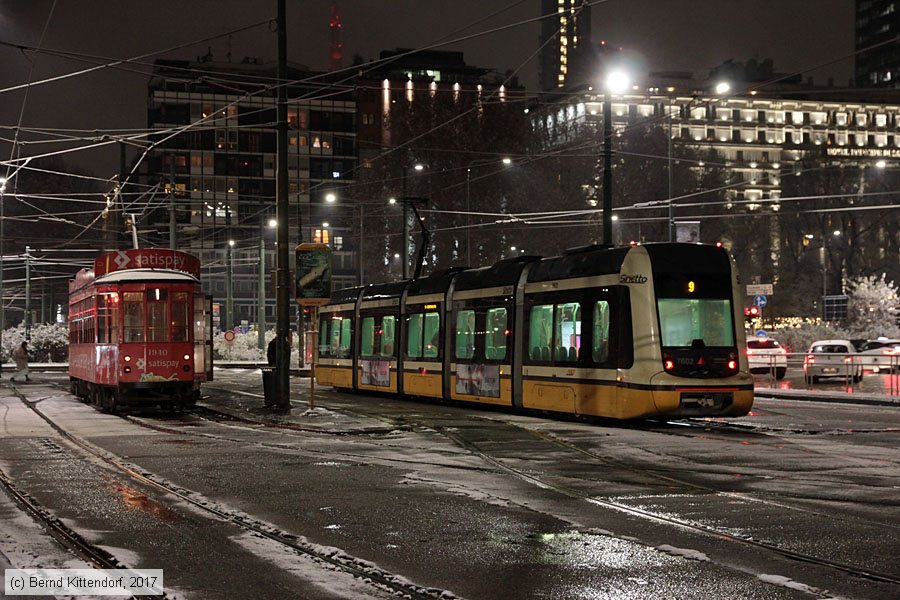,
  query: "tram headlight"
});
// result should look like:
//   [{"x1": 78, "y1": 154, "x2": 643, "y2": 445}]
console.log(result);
[
  {"x1": 123, "y1": 355, "x2": 131, "y2": 362},
  {"x1": 123, "y1": 366, "x2": 132, "y2": 374},
  {"x1": 183, "y1": 354, "x2": 190, "y2": 361}
]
